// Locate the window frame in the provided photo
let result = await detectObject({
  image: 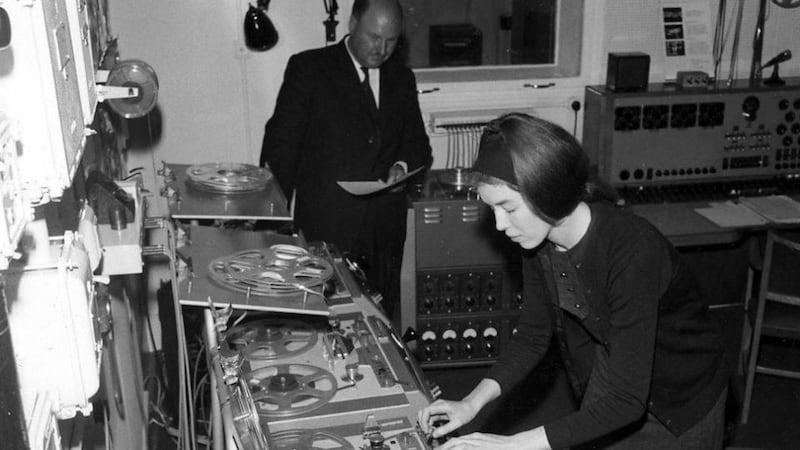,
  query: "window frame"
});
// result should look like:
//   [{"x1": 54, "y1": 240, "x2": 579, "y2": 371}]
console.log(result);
[{"x1": 411, "y1": 0, "x2": 584, "y2": 84}]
